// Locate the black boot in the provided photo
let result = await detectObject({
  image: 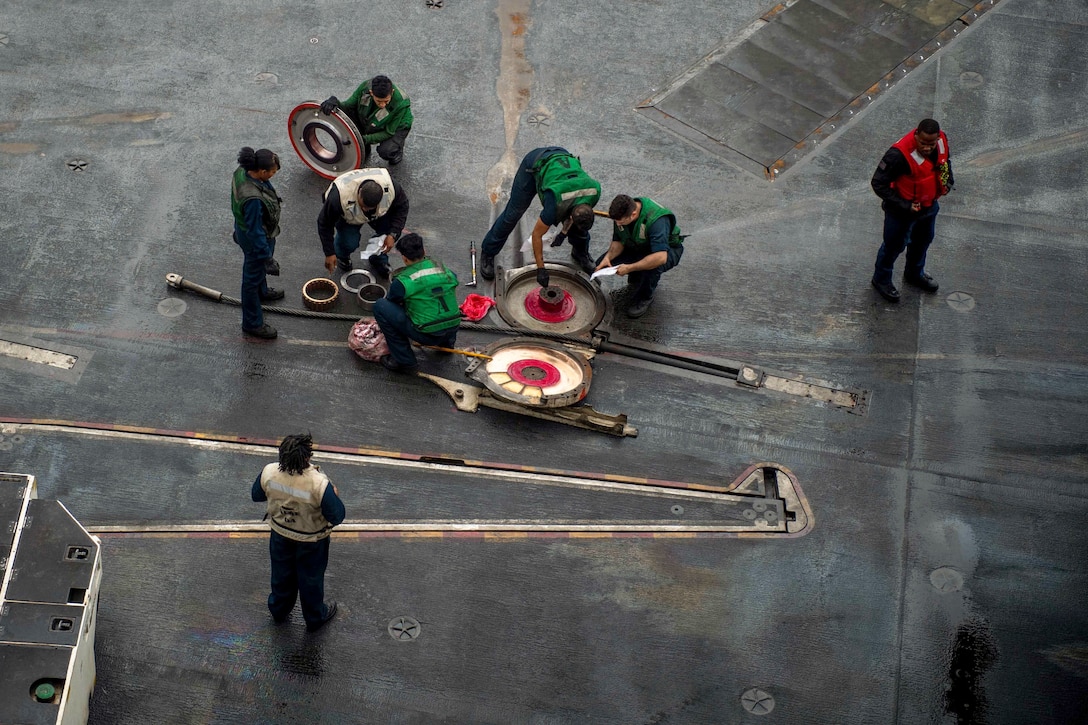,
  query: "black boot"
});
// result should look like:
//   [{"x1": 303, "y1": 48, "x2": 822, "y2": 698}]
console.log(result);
[
  {"x1": 480, "y1": 253, "x2": 496, "y2": 281},
  {"x1": 570, "y1": 249, "x2": 595, "y2": 275}
]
